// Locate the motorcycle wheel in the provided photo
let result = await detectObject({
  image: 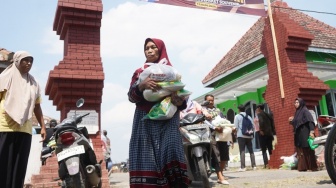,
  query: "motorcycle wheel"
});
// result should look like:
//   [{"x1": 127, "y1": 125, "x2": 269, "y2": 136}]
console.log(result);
[
  {"x1": 62, "y1": 165, "x2": 89, "y2": 188},
  {"x1": 325, "y1": 124, "x2": 336, "y2": 185},
  {"x1": 194, "y1": 156, "x2": 210, "y2": 188},
  {"x1": 97, "y1": 180, "x2": 102, "y2": 188},
  {"x1": 203, "y1": 153, "x2": 212, "y2": 177}
]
